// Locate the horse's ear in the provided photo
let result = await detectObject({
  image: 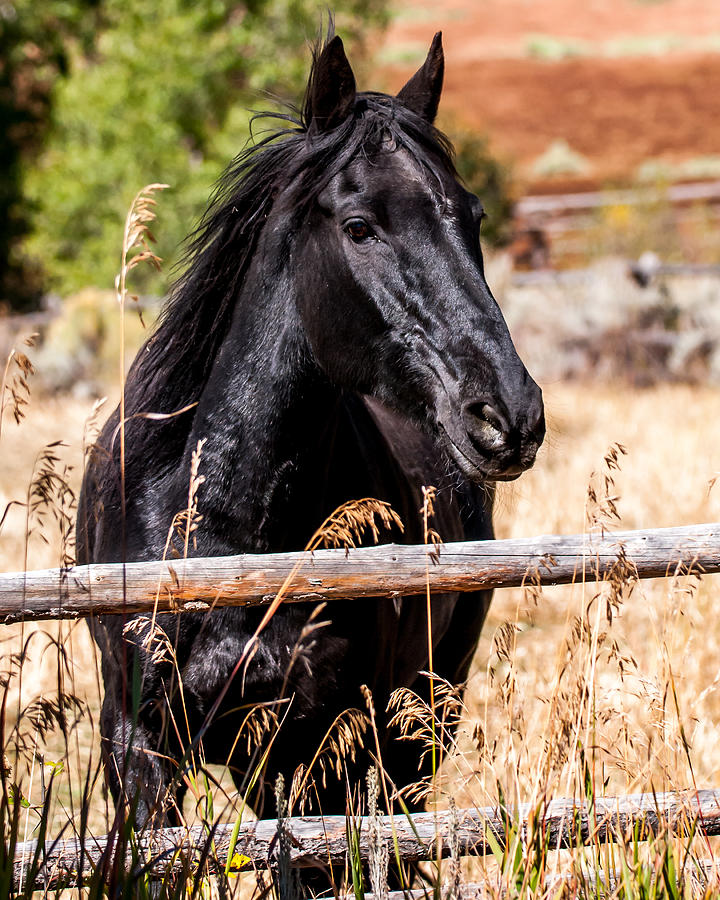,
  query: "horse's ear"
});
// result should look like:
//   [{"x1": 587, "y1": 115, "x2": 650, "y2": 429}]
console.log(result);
[
  {"x1": 305, "y1": 35, "x2": 357, "y2": 134},
  {"x1": 396, "y1": 32, "x2": 444, "y2": 124}
]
